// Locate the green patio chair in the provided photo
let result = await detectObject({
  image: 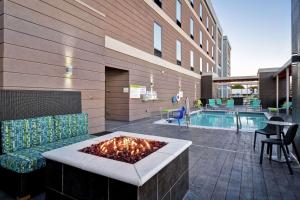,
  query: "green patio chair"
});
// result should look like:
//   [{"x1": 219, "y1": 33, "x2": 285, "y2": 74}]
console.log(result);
[
  {"x1": 226, "y1": 99, "x2": 234, "y2": 109},
  {"x1": 249, "y1": 99, "x2": 262, "y2": 111},
  {"x1": 268, "y1": 102, "x2": 292, "y2": 113},
  {"x1": 206, "y1": 99, "x2": 218, "y2": 109},
  {"x1": 216, "y1": 98, "x2": 222, "y2": 106}
]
